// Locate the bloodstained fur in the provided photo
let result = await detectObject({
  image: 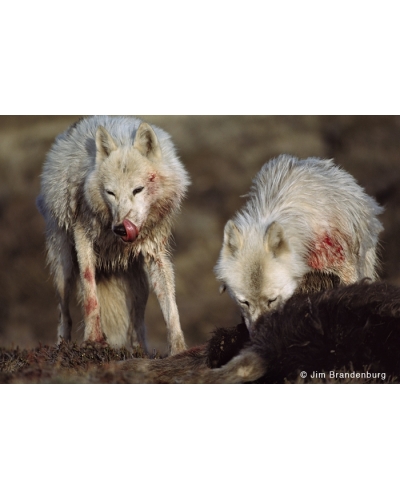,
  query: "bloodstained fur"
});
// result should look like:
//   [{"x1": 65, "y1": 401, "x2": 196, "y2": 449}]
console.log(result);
[{"x1": 308, "y1": 232, "x2": 346, "y2": 270}]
